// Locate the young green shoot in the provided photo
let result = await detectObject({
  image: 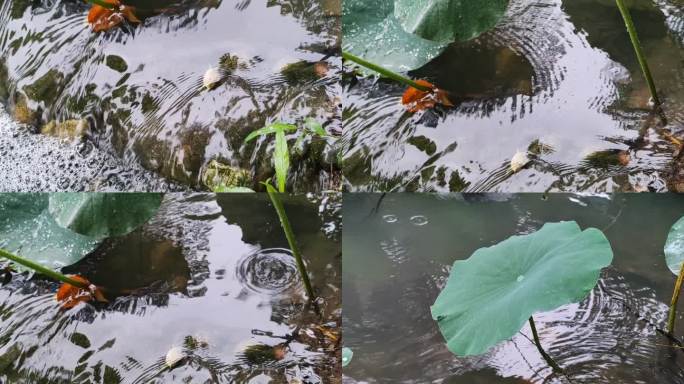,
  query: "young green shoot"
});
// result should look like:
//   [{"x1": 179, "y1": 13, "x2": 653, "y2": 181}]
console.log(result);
[
  {"x1": 615, "y1": 0, "x2": 661, "y2": 108},
  {"x1": 0, "y1": 248, "x2": 88, "y2": 288},
  {"x1": 245, "y1": 120, "x2": 329, "y2": 192},
  {"x1": 342, "y1": 51, "x2": 432, "y2": 92},
  {"x1": 264, "y1": 183, "x2": 315, "y2": 300}
]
